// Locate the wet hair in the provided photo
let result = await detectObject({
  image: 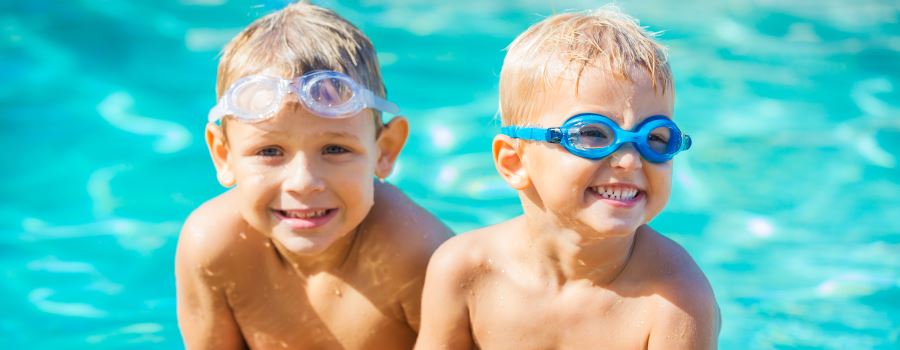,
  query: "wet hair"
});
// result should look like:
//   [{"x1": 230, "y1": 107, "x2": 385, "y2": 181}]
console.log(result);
[
  {"x1": 216, "y1": 2, "x2": 386, "y2": 130},
  {"x1": 499, "y1": 5, "x2": 672, "y2": 126}
]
